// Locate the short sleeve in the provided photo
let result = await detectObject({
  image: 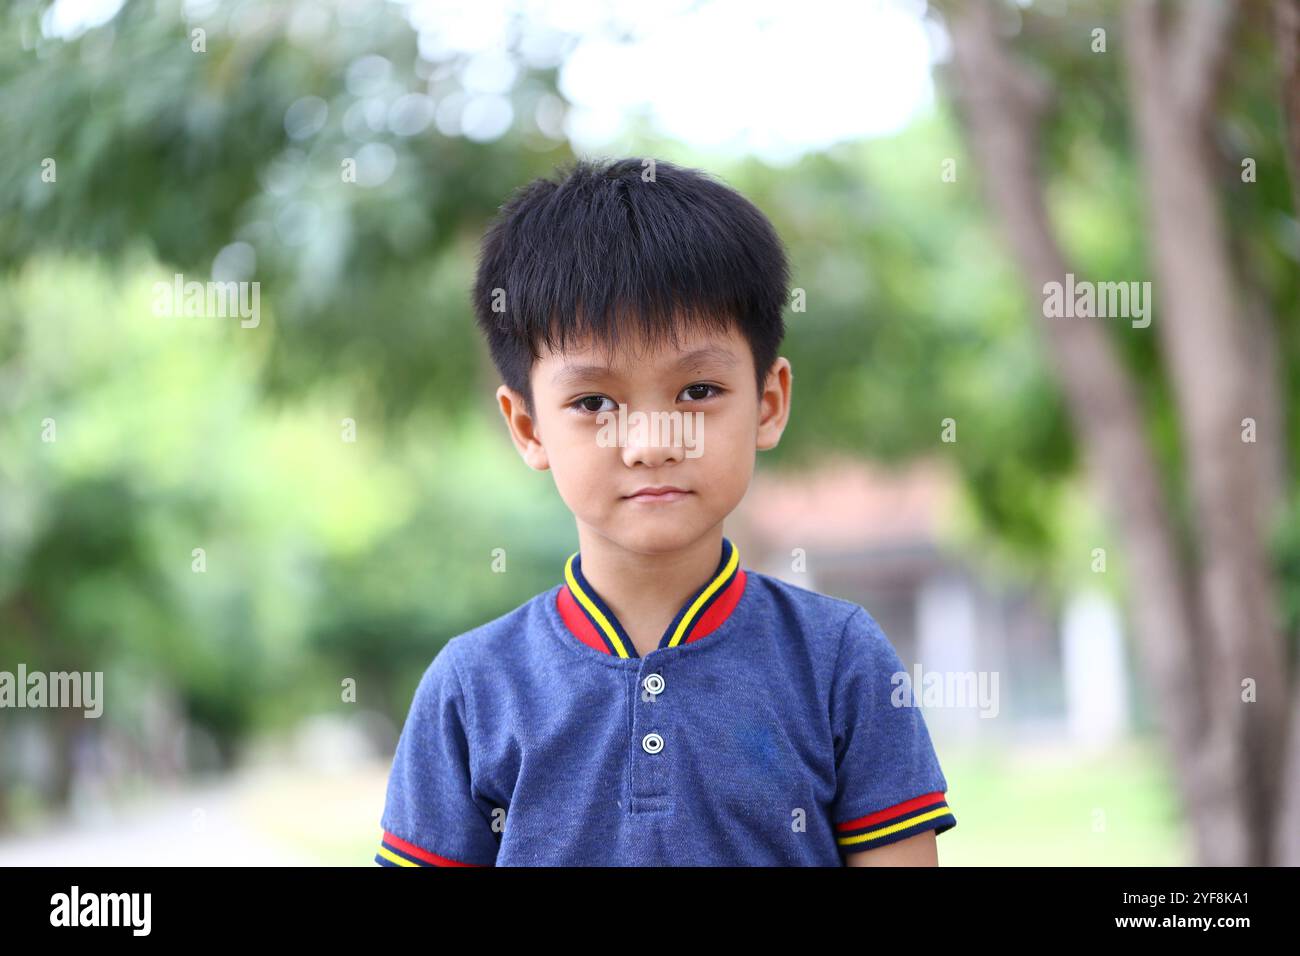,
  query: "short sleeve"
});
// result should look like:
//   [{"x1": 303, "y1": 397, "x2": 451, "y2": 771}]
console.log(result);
[
  {"x1": 829, "y1": 607, "x2": 956, "y2": 857},
  {"x1": 375, "y1": 644, "x2": 500, "y2": 867}
]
